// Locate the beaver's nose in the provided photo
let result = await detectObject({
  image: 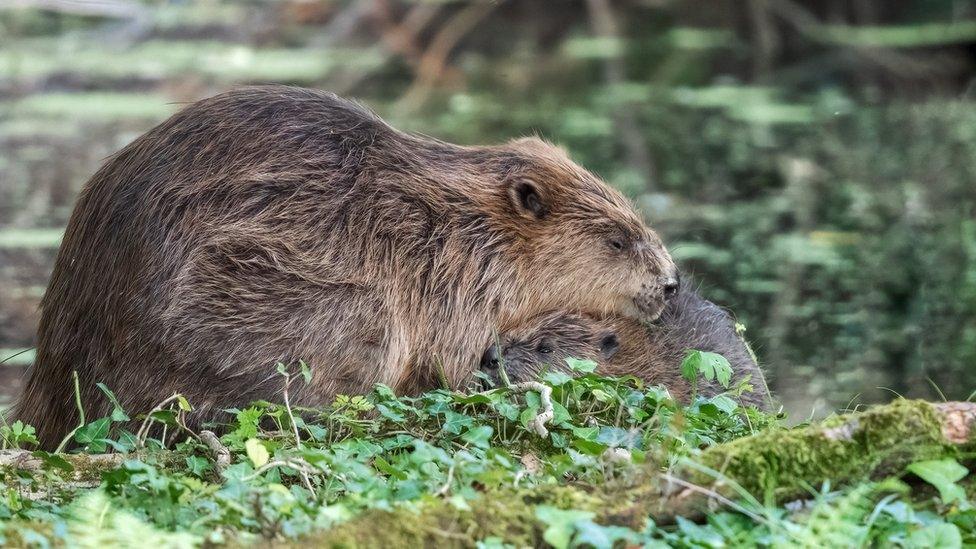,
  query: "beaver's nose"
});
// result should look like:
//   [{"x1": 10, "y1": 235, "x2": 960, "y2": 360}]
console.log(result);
[
  {"x1": 480, "y1": 345, "x2": 501, "y2": 370},
  {"x1": 661, "y1": 272, "x2": 680, "y2": 300}
]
